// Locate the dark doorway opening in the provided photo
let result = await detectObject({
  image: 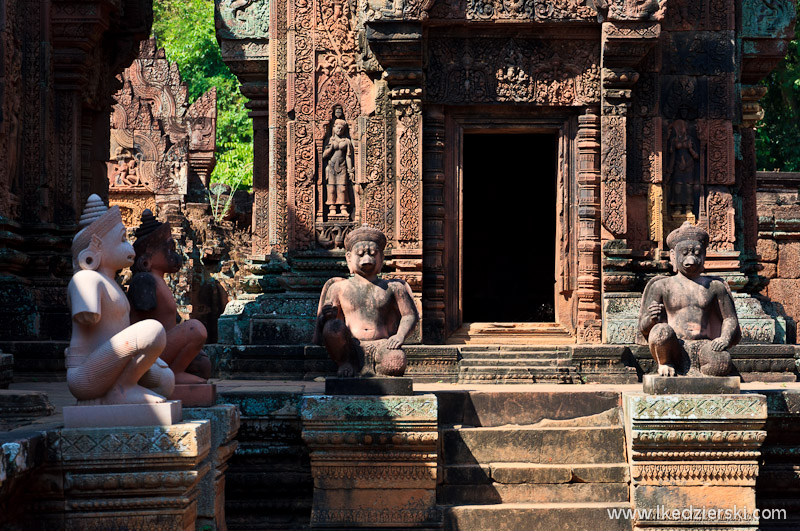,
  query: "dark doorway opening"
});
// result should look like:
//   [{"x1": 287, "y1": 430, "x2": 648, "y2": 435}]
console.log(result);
[{"x1": 462, "y1": 133, "x2": 557, "y2": 322}]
